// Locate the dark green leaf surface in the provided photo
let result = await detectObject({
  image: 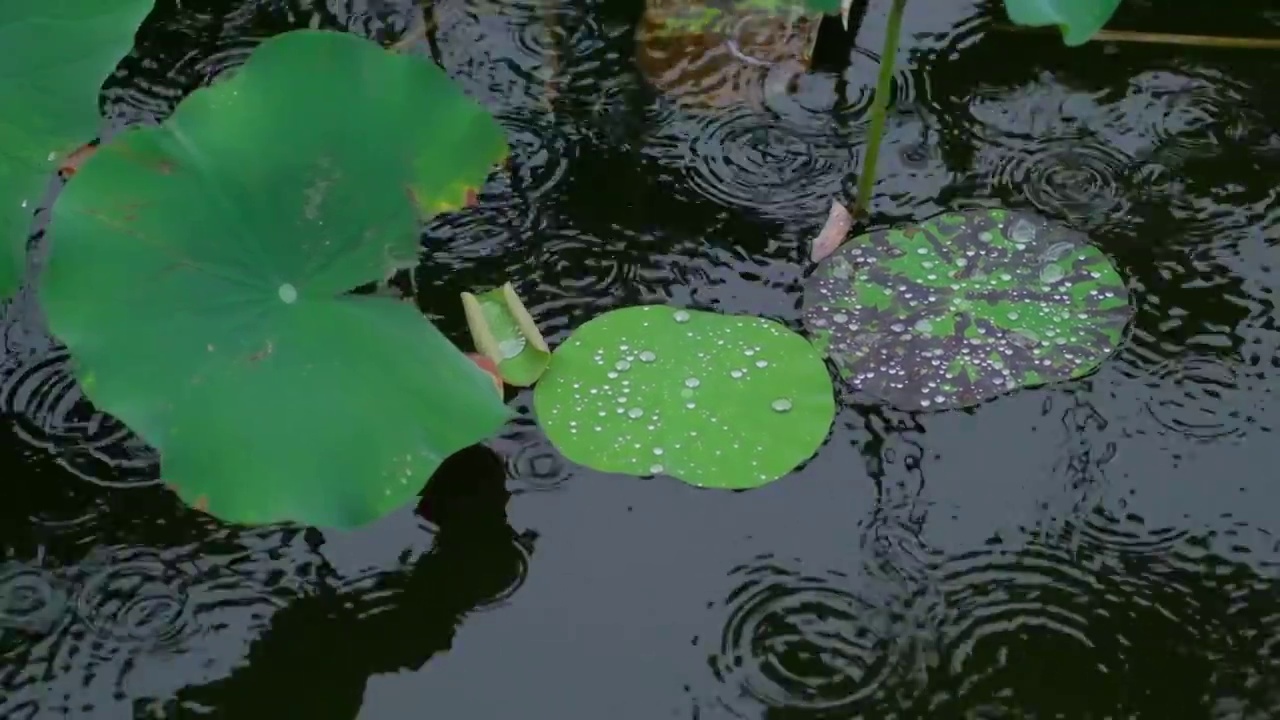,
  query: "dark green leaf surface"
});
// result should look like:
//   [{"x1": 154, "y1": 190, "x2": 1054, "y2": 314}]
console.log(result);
[
  {"x1": 39, "y1": 30, "x2": 512, "y2": 527},
  {"x1": 0, "y1": 0, "x2": 155, "y2": 299}
]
